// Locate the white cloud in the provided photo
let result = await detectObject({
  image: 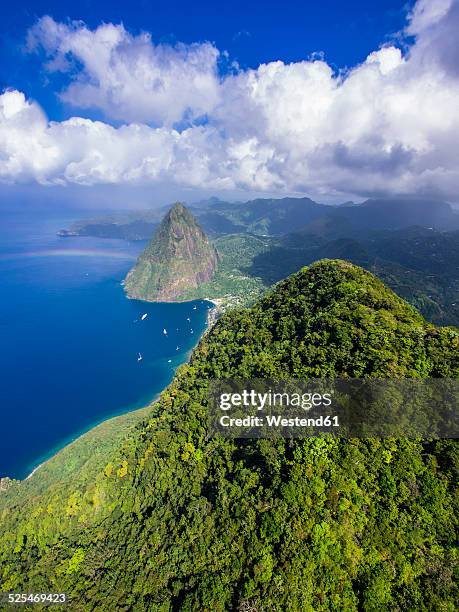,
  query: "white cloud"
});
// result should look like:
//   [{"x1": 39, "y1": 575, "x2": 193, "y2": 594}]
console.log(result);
[
  {"x1": 407, "y1": 0, "x2": 452, "y2": 34},
  {"x1": 27, "y1": 16, "x2": 221, "y2": 125},
  {"x1": 1, "y1": 0, "x2": 459, "y2": 200},
  {"x1": 406, "y1": 0, "x2": 459, "y2": 77}
]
